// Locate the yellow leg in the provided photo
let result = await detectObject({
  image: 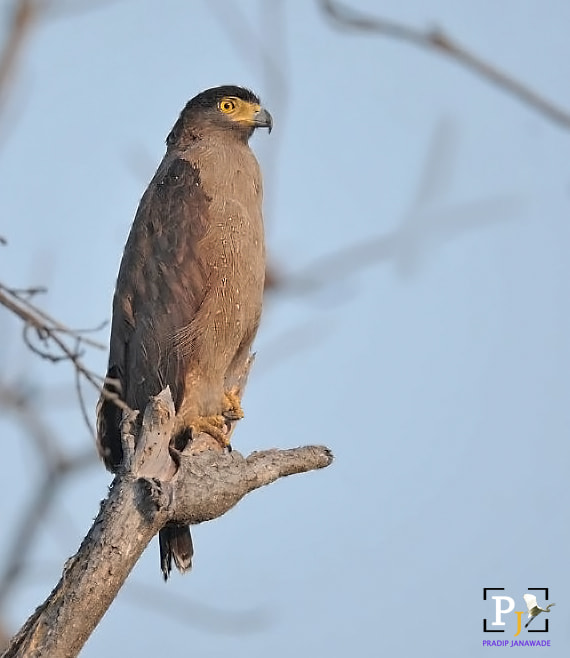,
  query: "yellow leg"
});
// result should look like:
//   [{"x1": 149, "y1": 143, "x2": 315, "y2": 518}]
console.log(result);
[{"x1": 223, "y1": 390, "x2": 244, "y2": 421}]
